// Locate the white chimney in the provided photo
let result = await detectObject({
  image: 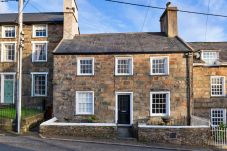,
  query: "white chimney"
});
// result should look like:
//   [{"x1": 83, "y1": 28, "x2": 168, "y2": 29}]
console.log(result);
[{"x1": 64, "y1": 0, "x2": 80, "y2": 39}]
